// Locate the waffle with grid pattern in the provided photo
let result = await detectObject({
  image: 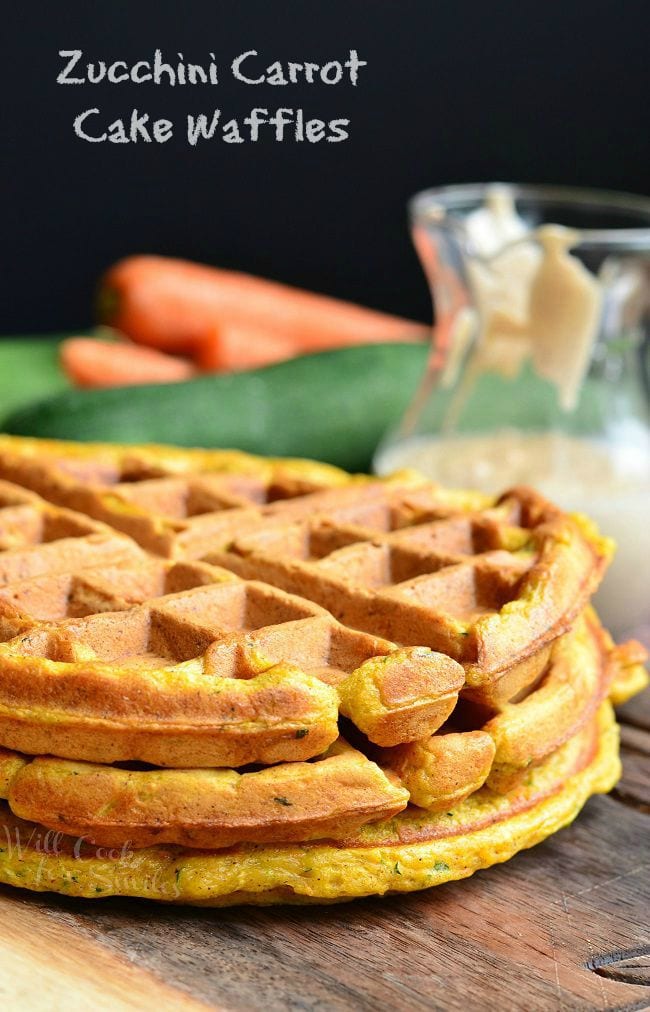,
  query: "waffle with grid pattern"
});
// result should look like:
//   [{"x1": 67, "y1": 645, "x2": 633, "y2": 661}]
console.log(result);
[{"x1": 0, "y1": 435, "x2": 645, "y2": 905}]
